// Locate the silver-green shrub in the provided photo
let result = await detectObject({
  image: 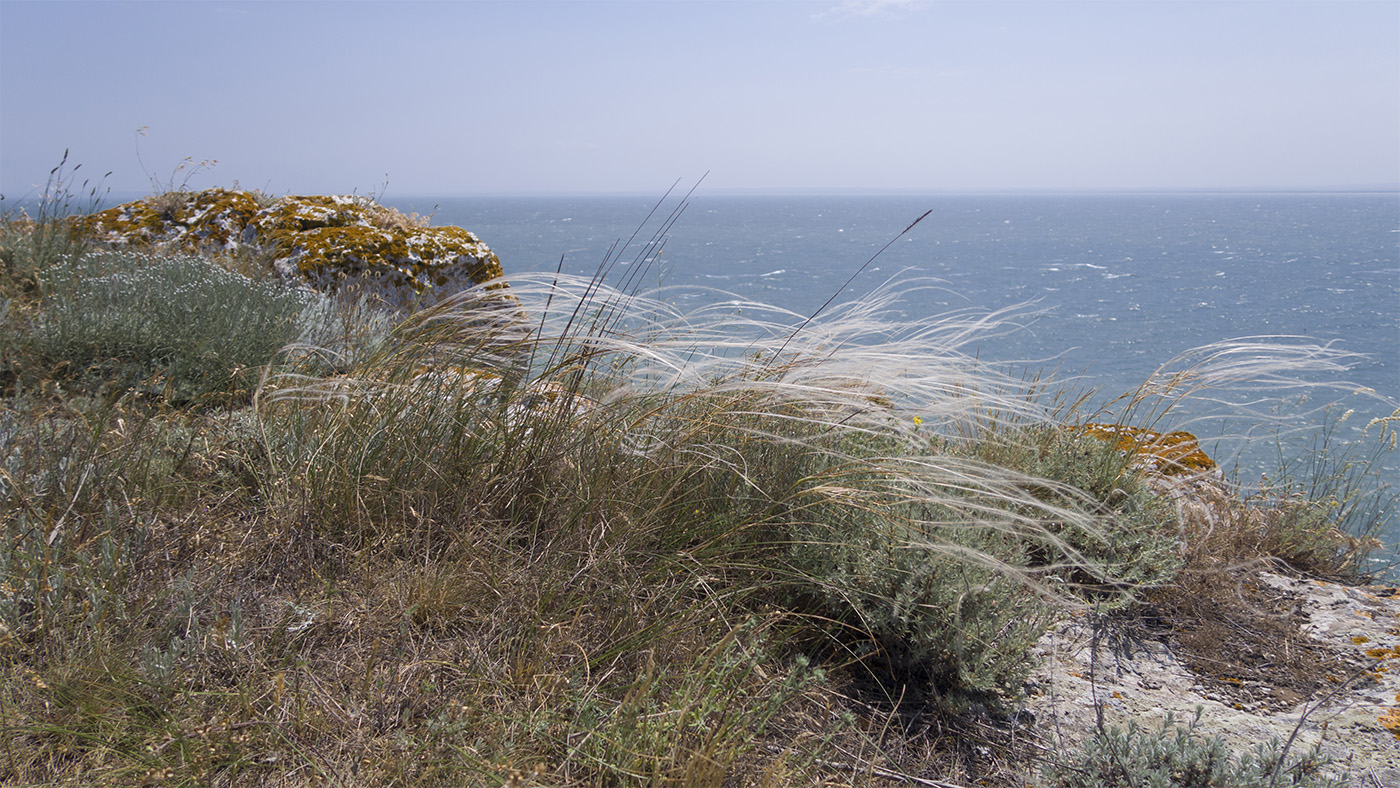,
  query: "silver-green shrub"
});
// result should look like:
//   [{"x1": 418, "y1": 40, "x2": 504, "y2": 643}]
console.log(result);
[
  {"x1": 1042, "y1": 709, "x2": 1347, "y2": 788},
  {"x1": 35, "y1": 249, "x2": 312, "y2": 403}
]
